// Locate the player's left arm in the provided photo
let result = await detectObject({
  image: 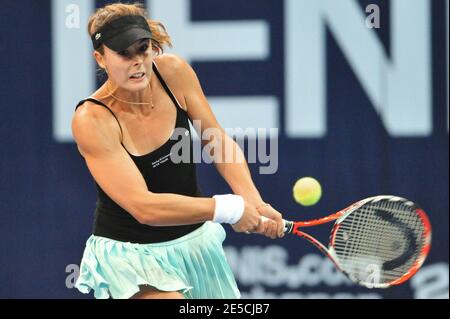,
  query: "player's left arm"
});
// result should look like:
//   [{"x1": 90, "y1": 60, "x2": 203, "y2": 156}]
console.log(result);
[{"x1": 162, "y1": 54, "x2": 284, "y2": 238}]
